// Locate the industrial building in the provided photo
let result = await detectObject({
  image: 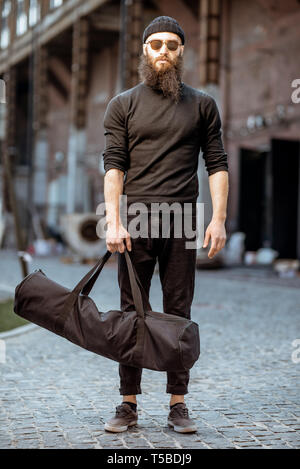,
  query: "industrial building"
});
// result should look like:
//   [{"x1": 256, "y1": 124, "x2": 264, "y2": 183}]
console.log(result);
[{"x1": 0, "y1": 0, "x2": 299, "y2": 263}]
